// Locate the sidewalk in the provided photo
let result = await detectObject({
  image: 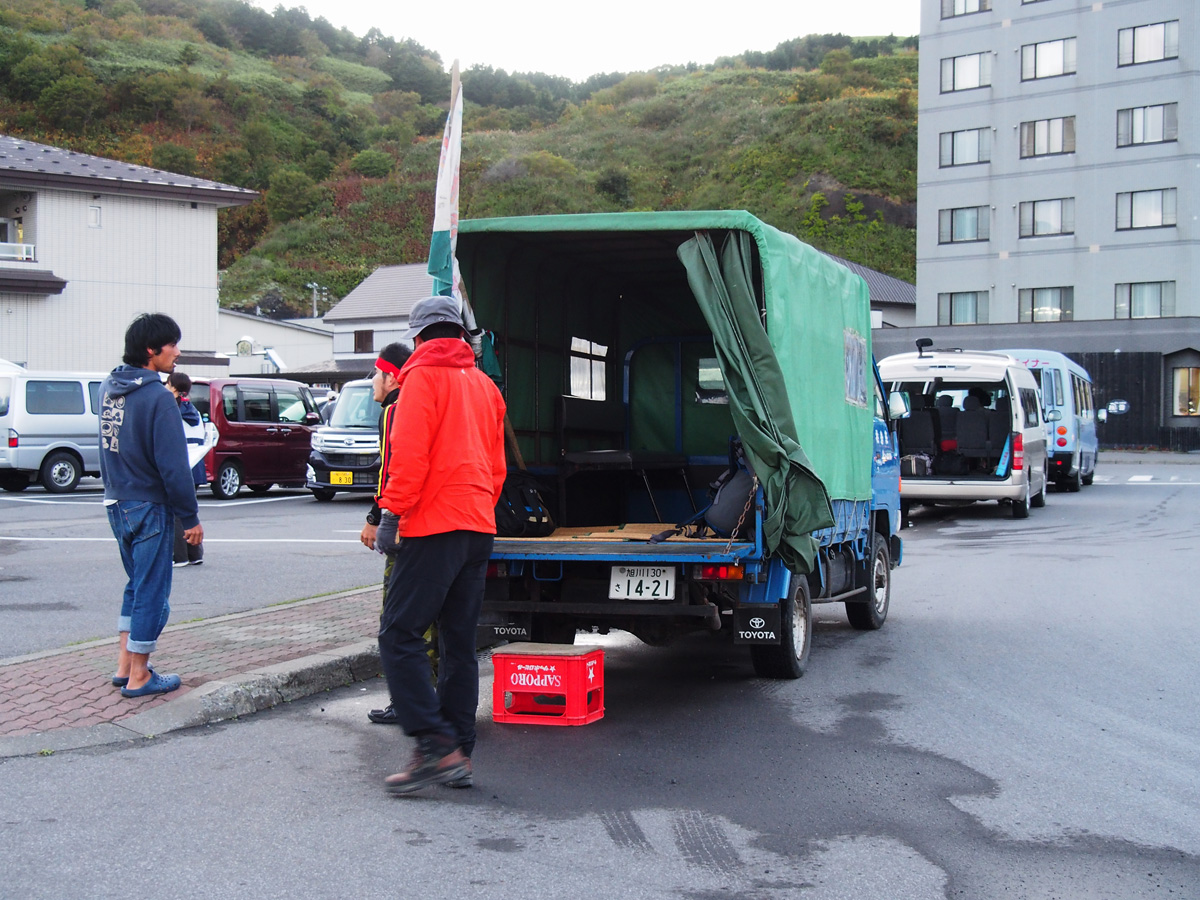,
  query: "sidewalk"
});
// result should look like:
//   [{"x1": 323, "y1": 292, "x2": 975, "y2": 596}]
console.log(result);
[{"x1": 0, "y1": 587, "x2": 387, "y2": 759}]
